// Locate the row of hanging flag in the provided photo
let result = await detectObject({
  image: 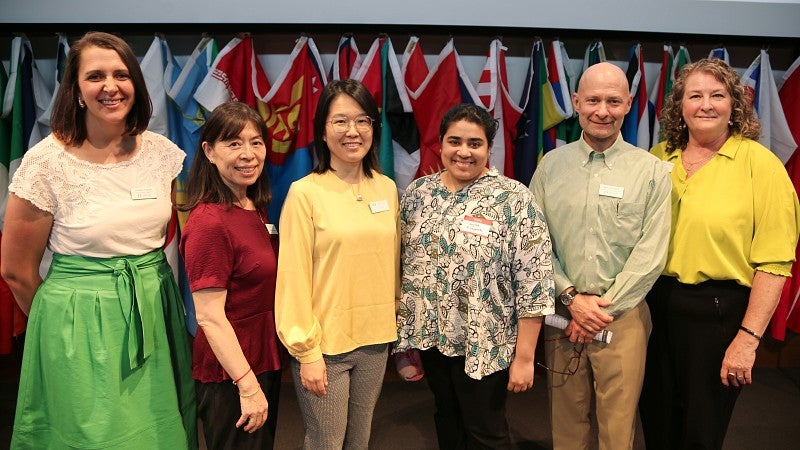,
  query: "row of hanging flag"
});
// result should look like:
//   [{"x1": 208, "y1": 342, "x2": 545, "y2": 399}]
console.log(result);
[{"x1": 1, "y1": 33, "x2": 800, "y2": 350}]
